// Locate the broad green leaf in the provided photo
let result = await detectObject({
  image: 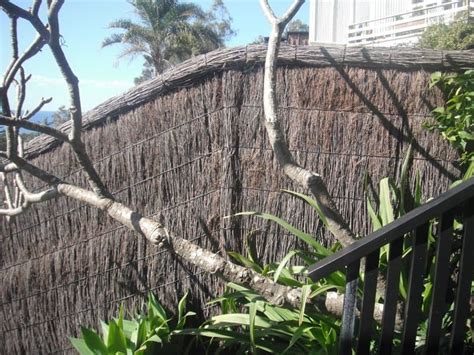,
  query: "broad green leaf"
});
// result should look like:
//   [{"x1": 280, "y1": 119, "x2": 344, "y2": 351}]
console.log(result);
[
  {"x1": 299, "y1": 285, "x2": 312, "y2": 326},
  {"x1": 249, "y1": 302, "x2": 257, "y2": 353},
  {"x1": 234, "y1": 212, "x2": 330, "y2": 256},
  {"x1": 282, "y1": 189, "x2": 329, "y2": 228},
  {"x1": 107, "y1": 320, "x2": 128, "y2": 353},
  {"x1": 211, "y1": 313, "x2": 272, "y2": 328},
  {"x1": 282, "y1": 325, "x2": 317, "y2": 354},
  {"x1": 70, "y1": 337, "x2": 94, "y2": 355},
  {"x1": 309, "y1": 284, "x2": 342, "y2": 299},
  {"x1": 414, "y1": 172, "x2": 422, "y2": 207},
  {"x1": 142, "y1": 334, "x2": 162, "y2": 345},
  {"x1": 147, "y1": 293, "x2": 167, "y2": 322},
  {"x1": 100, "y1": 321, "x2": 109, "y2": 343},
  {"x1": 430, "y1": 71, "x2": 442, "y2": 87},
  {"x1": 80, "y1": 327, "x2": 107, "y2": 355},
  {"x1": 177, "y1": 292, "x2": 188, "y2": 330},
  {"x1": 463, "y1": 160, "x2": 474, "y2": 180},
  {"x1": 379, "y1": 178, "x2": 394, "y2": 226},
  {"x1": 273, "y1": 250, "x2": 298, "y2": 283},
  {"x1": 244, "y1": 230, "x2": 261, "y2": 266},
  {"x1": 399, "y1": 142, "x2": 413, "y2": 215},
  {"x1": 367, "y1": 197, "x2": 382, "y2": 231},
  {"x1": 120, "y1": 319, "x2": 137, "y2": 340},
  {"x1": 422, "y1": 282, "x2": 433, "y2": 314},
  {"x1": 260, "y1": 303, "x2": 299, "y2": 323},
  {"x1": 117, "y1": 304, "x2": 124, "y2": 330}
]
